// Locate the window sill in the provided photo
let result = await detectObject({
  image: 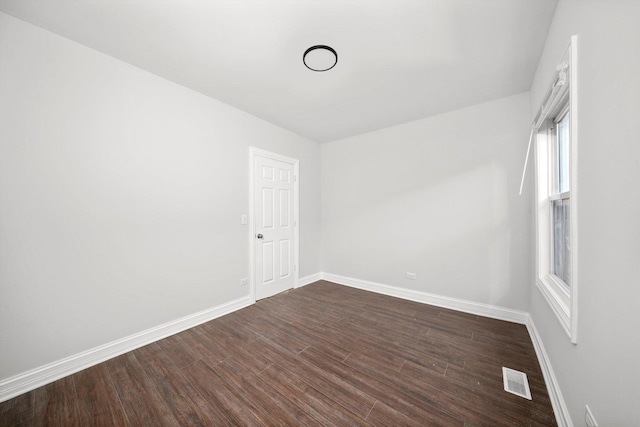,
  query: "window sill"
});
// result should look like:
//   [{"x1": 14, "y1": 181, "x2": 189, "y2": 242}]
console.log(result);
[{"x1": 536, "y1": 276, "x2": 571, "y2": 340}]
